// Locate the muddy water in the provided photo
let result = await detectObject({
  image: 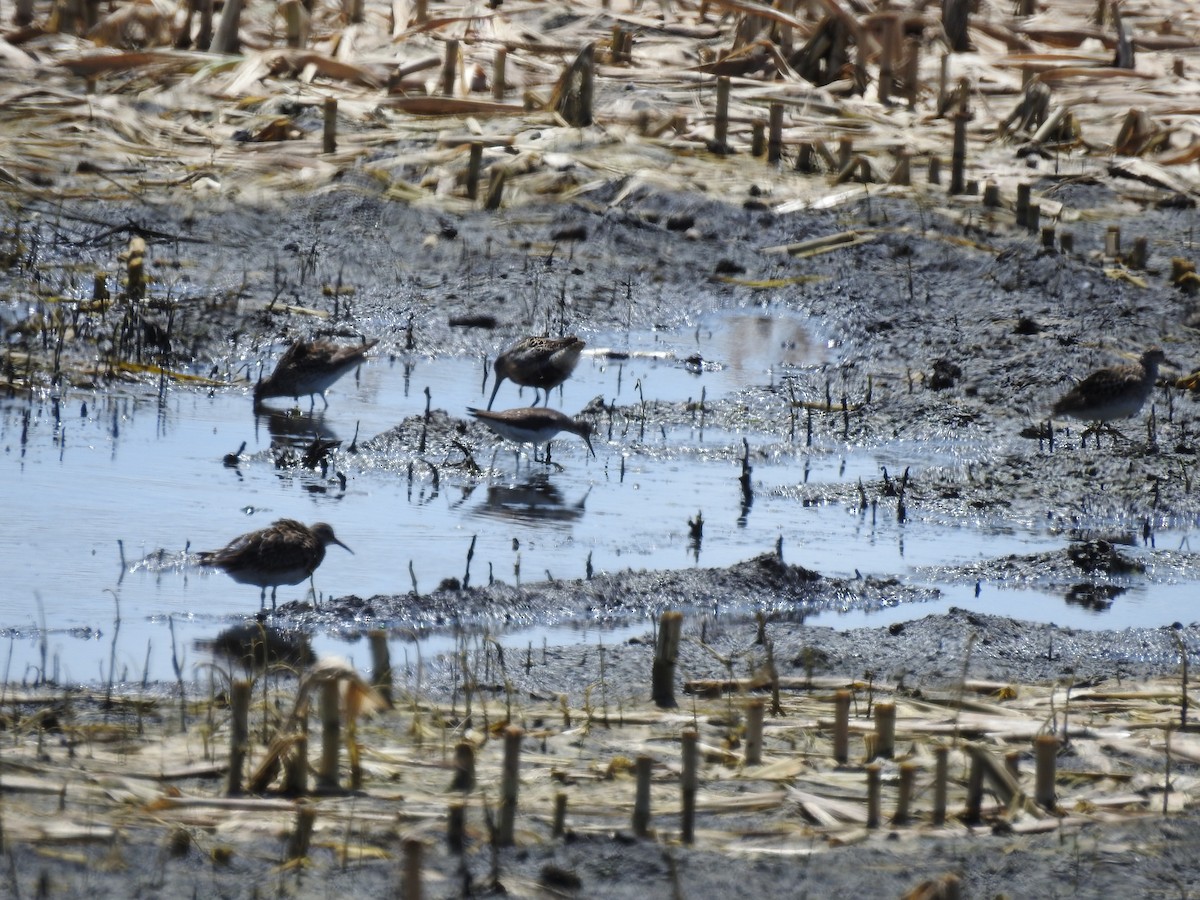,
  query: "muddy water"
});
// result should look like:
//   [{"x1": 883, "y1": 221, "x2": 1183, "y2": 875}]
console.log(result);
[{"x1": 2, "y1": 311, "x2": 1193, "y2": 683}]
